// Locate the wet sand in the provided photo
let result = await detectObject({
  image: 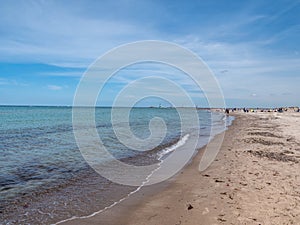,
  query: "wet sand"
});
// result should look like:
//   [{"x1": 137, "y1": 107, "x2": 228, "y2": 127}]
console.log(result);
[{"x1": 62, "y1": 112, "x2": 300, "y2": 225}]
